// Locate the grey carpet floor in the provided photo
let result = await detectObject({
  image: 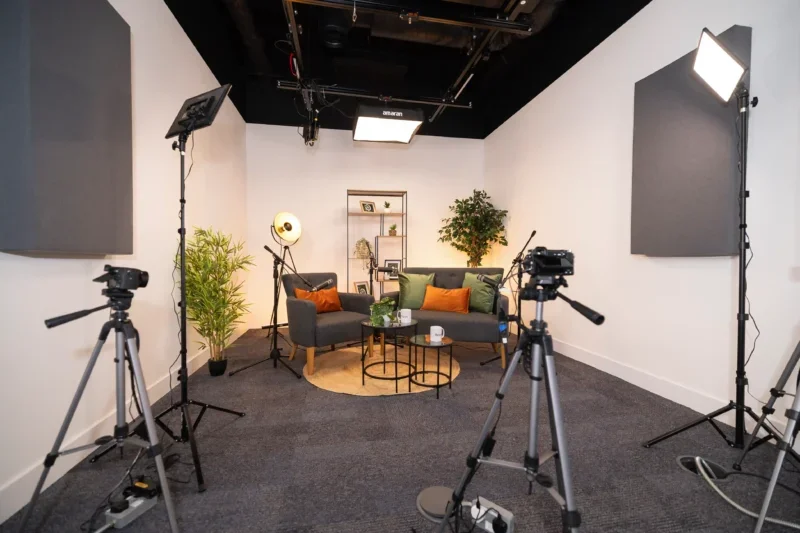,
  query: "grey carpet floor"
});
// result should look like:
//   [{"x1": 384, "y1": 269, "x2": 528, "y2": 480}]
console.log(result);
[{"x1": 4, "y1": 329, "x2": 800, "y2": 533}]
